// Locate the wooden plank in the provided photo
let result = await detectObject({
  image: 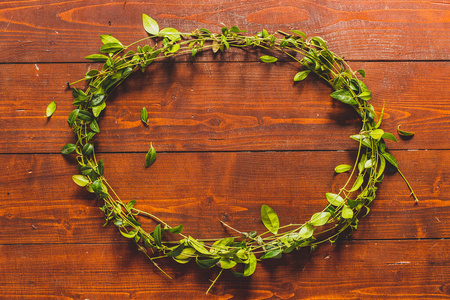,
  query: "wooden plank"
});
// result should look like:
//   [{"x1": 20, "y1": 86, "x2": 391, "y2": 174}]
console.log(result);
[
  {"x1": 0, "y1": 0, "x2": 449, "y2": 63},
  {"x1": 1, "y1": 61, "x2": 448, "y2": 153},
  {"x1": 0, "y1": 150, "x2": 447, "y2": 244},
  {"x1": 0, "y1": 239, "x2": 448, "y2": 299}
]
